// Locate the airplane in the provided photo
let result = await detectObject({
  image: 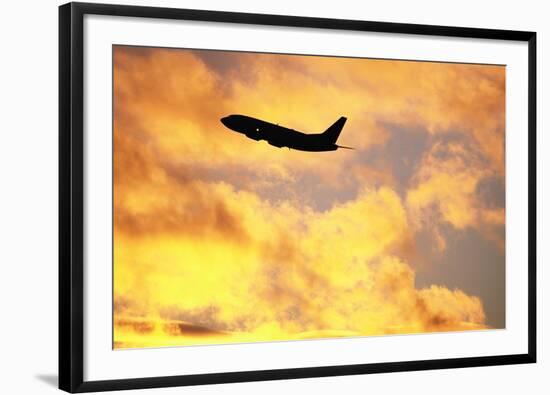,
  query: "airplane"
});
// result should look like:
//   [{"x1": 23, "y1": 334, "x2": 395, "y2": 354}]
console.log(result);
[{"x1": 220, "y1": 114, "x2": 353, "y2": 152}]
